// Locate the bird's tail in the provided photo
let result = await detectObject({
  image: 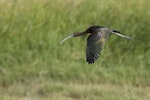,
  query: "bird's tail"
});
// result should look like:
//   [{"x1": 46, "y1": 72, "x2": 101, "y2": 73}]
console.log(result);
[
  {"x1": 112, "y1": 30, "x2": 133, "y2": 40},
  {"x1": 112, "y1": 30, "x2": 120, "y2": 33}
]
